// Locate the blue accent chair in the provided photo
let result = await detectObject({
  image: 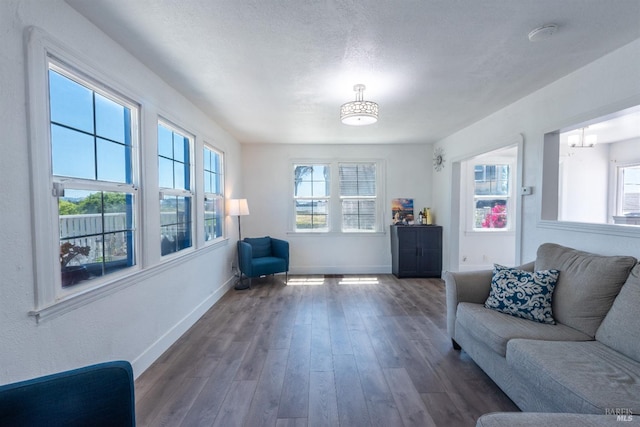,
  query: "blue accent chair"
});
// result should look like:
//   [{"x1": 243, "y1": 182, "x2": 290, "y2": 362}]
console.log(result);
[
  {"x1": 0, "y1": 360, "x2": 135, "y2": 426},
  {"x1": 237, "y1": 236, "x2": 289, "y2": 289}
]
